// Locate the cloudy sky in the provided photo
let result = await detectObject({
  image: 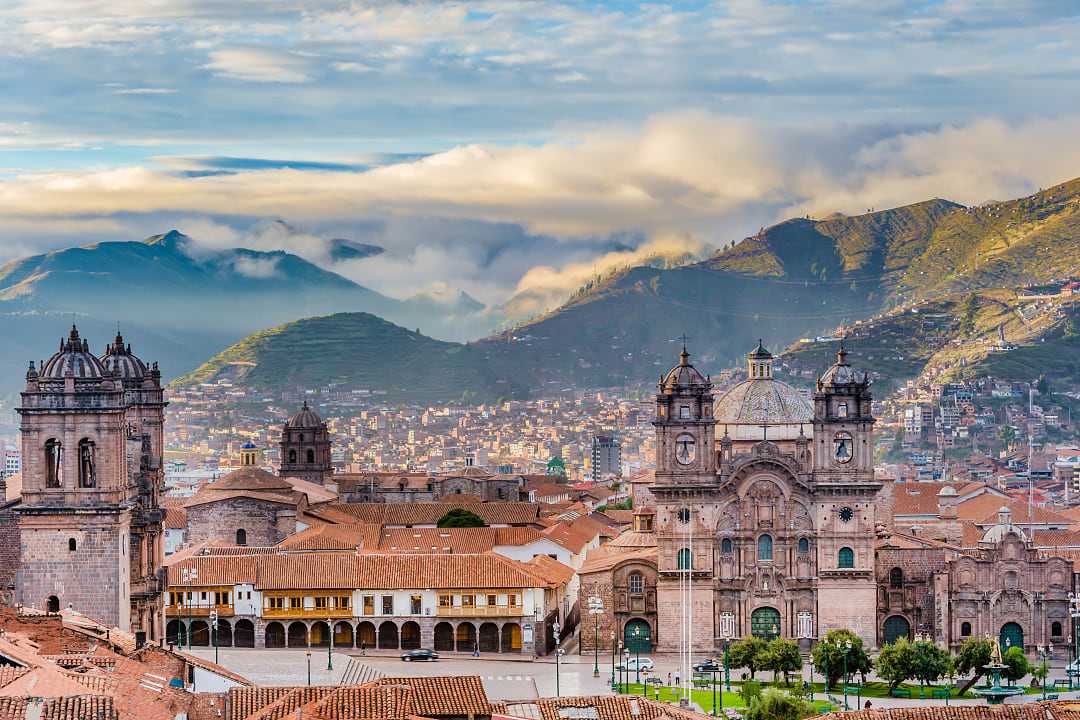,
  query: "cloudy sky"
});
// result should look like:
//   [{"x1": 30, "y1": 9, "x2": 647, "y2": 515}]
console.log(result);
[{"x1": 3, "y1": 0, "x2": 1080, "y2": 312}]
